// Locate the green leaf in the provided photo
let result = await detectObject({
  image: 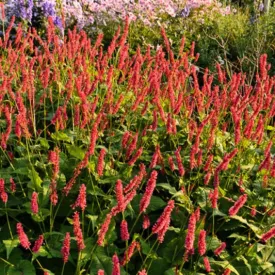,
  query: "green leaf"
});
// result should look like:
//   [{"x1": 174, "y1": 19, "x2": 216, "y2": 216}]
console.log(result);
[
  {"x1": 86, "y1": 215, "x2": 98, "y2": 231},
  {"x1": 209, "y1": 259, "x2": 240, "y2": 275},
  {"x1": 51, "y1": 131, "x2": 71, "y2": 143},
  {"x1": 90, "y1": 247, "x2": 113, "y2": 275},
  {"x1": 229, "y1": 215, "x2": 261, "y2": 237},
  {"x1": 148, "y1": 259, "x2": 170, "y2": 275},
  {"x1": 27, "y1": 167, "x2": 43, "y2": 191},
  {"x1": 38, "y1": 138, "x2": 50, "y2": 149},
  {"x1": 3, "y1": 238, "x2": 20, "y2": 260},
  {"x1": 156, "y1": 183, "x2": 177, "y2": 195},
  {"x1": 7, "y1": 260, "x2": 35, "y2": 275},
  {"x1": 65, "y1": 144, "x2": 85, "y2": 160}
]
